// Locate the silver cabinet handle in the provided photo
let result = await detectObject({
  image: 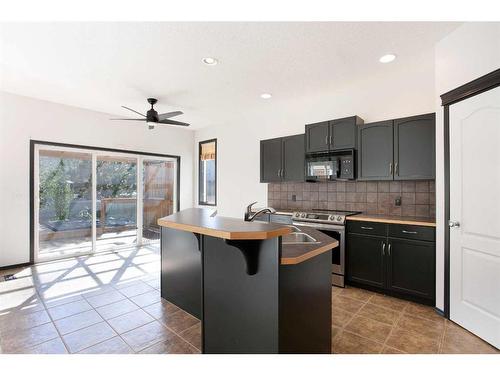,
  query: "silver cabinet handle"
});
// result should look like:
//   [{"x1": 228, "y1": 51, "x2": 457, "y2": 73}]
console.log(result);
[
  {"x1": 389, "y1": 162, "x2": 393, "y2": 175},
  {"x1": 277, "y1": 169, "x2": 280, "y2": 177},
  {"x1": 388, "y1": 243, "x2": 392, "y2": 256},
  {"x1": 449, "y1": 220, "x2": 460, "y2": 228},
  {"x1": 281, "y1": 169, "x2": 284, "y2": 177},
  {"x1": 360, "y1": 226, "x2": 374, "y2": 230},
  {"x1": 381, "y1": 242, "x2": 386, "y2": 256},
  {"x1": 325, "y1": 135, "x2": 329, "y2": 145},
  {"x1": 329, "y1": 135, "x2": 332, "y2": 145},
  {"x1": 402, "y1": 230, "x2": 417, "y2": 234},
  {"x1": 395, "y1": 162, "x2": 399, "y2": 175}
]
